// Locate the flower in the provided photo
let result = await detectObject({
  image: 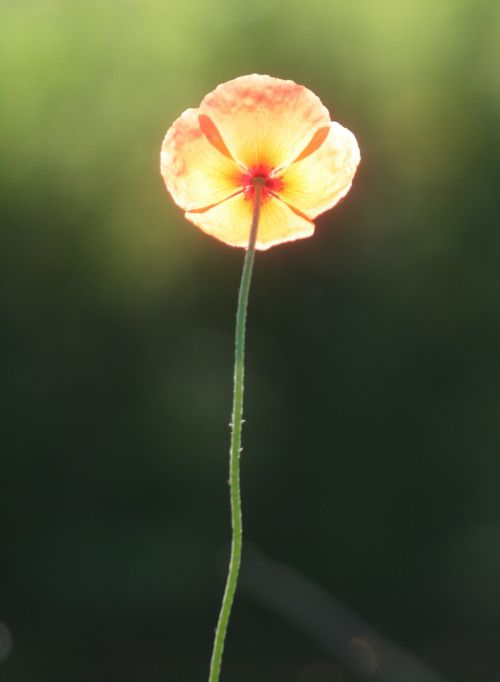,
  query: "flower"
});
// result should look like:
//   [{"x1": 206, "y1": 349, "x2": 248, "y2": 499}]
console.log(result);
[{"x1": 160, "y1": 74, "x2": 360, "y2": 250}]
